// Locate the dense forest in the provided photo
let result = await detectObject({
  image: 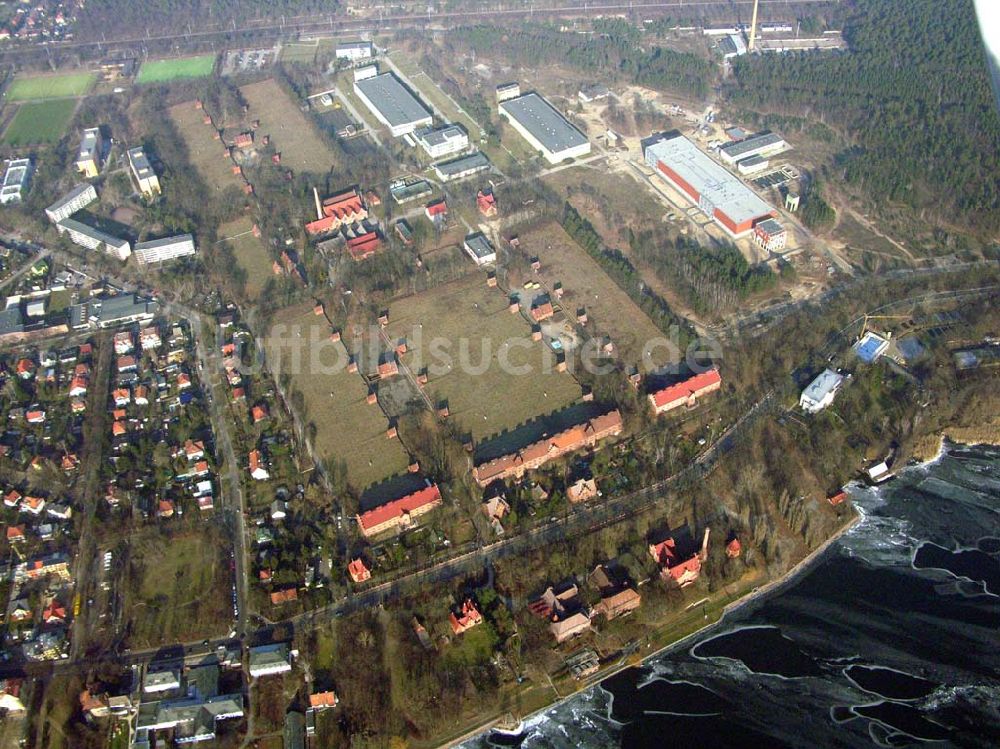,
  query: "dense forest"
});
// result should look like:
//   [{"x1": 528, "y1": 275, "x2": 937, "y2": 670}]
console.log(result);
[
  {"x1": 729, "y1": 0, "x2": 1000, "y2": 236},
  {"x1": 75, "y1": 0, "x2": 338, "y2": 38},
  {"x1": 629, "y1": 230, "x2": 777, "y2": 317},
  {"x1": 453, "y1": 20, "x2": 715, "y2": 99}
]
